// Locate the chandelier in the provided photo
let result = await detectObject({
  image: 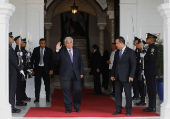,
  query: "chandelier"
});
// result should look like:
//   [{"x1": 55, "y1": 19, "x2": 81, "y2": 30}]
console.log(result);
[{"x1": 71, "y1": 0, "x2": 78, "y2": 14}]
